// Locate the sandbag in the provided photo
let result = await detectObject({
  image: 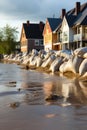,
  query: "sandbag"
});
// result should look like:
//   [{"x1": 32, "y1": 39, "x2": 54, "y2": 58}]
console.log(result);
[
  {"x1": 38, "y1": 50, "x2": 46, "y2": 56},
  {"x1": 41, "y1": 55, "x2": 56, "y2": 68},
  {"x1": 41, "y1": 57, "x2": 52, "y2": 68},
  {"x1": 36, "y1": 57, "x2": 43, "y2": 67},
  {"x1": 60, "y1": 49, "x2": 72, "y2": 59},
  {"x1": 50, "y1": 57, "x2": 63, "y2": 73},
  {"x1": 55, "y1": 50, "x2": 61, "y2": 57},
  {"x1": 29, "y1": 60, "x2": 37, "y2": 66},
  {"x1": 59, "y1": 62, "x2": 68, "y2": 73},
  {"x1": 83, "y1": 53, "x2": 87, "y2": 59},
  {"x1": 80, "y1": 72, "x2": 87, "y2": 78},
  {"x1": 22, "y1": 58, "x2": 30, "y2": 64},
  {"x1": 79, "y1": 81, "x2": 87, "y2": 97},
  {"x1": 59, "y1": 59, "x2": 75, "y2": 73},
  {"x1": 32, "y1": 49, "x2": 38, "y2": 56},
  {"x1": 43, "y1": 53, "x2": 51, "y2": 61},
  {"x1": 29, "y1": 55, "x2": 36, "y2": 66},
  {"x1": 60, "y1": 56, "x2": 83, "y2": 74},
  {"x1": 79, "y1": 59, "x2": 87, "y2": 75},
  {"x1": 72, "y1": 56, "x2": 83, "y2": 73},
  {"x1": 43, "y1": 51, "x2": 55, "y2": 61},
  {"x1": 74, "y1": 47, "x2": 87, "y2": 57}
]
